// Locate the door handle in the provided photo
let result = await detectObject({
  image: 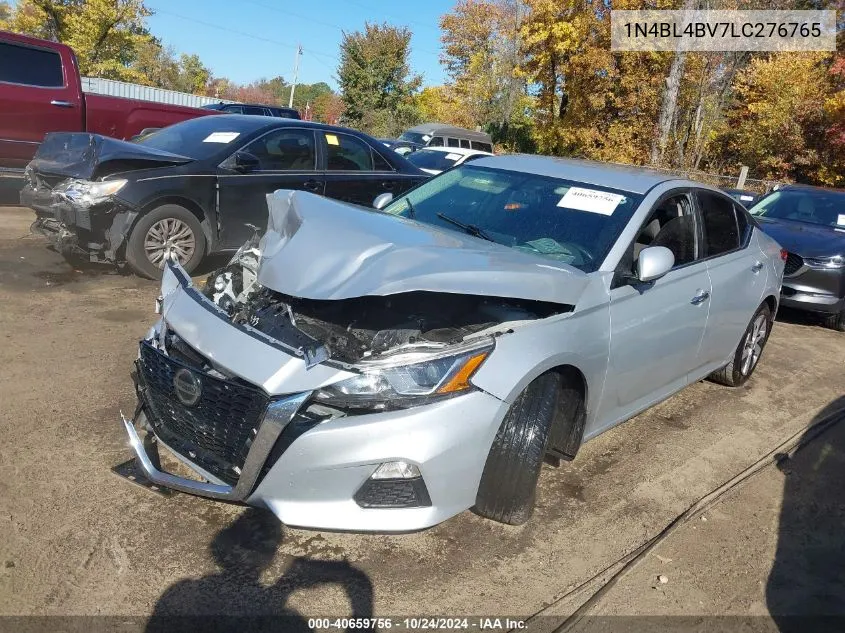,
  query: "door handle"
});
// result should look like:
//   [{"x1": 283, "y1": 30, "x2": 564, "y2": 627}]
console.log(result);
[
  {"x1": 751, "y1": 261, "x2": 764, "y2": 273},
  {"x1": 302, "y1": 179, "x2": 321, "y2": 191},
  {"x1": 381, "y1": 181, "x2": 396, "y2": 190},
  {"x1": 690, "y1": 290, "x2": 710, "y2": 305},
  {"x1": 50, "y1": 100, "x2": 73, "y2": 108}
]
